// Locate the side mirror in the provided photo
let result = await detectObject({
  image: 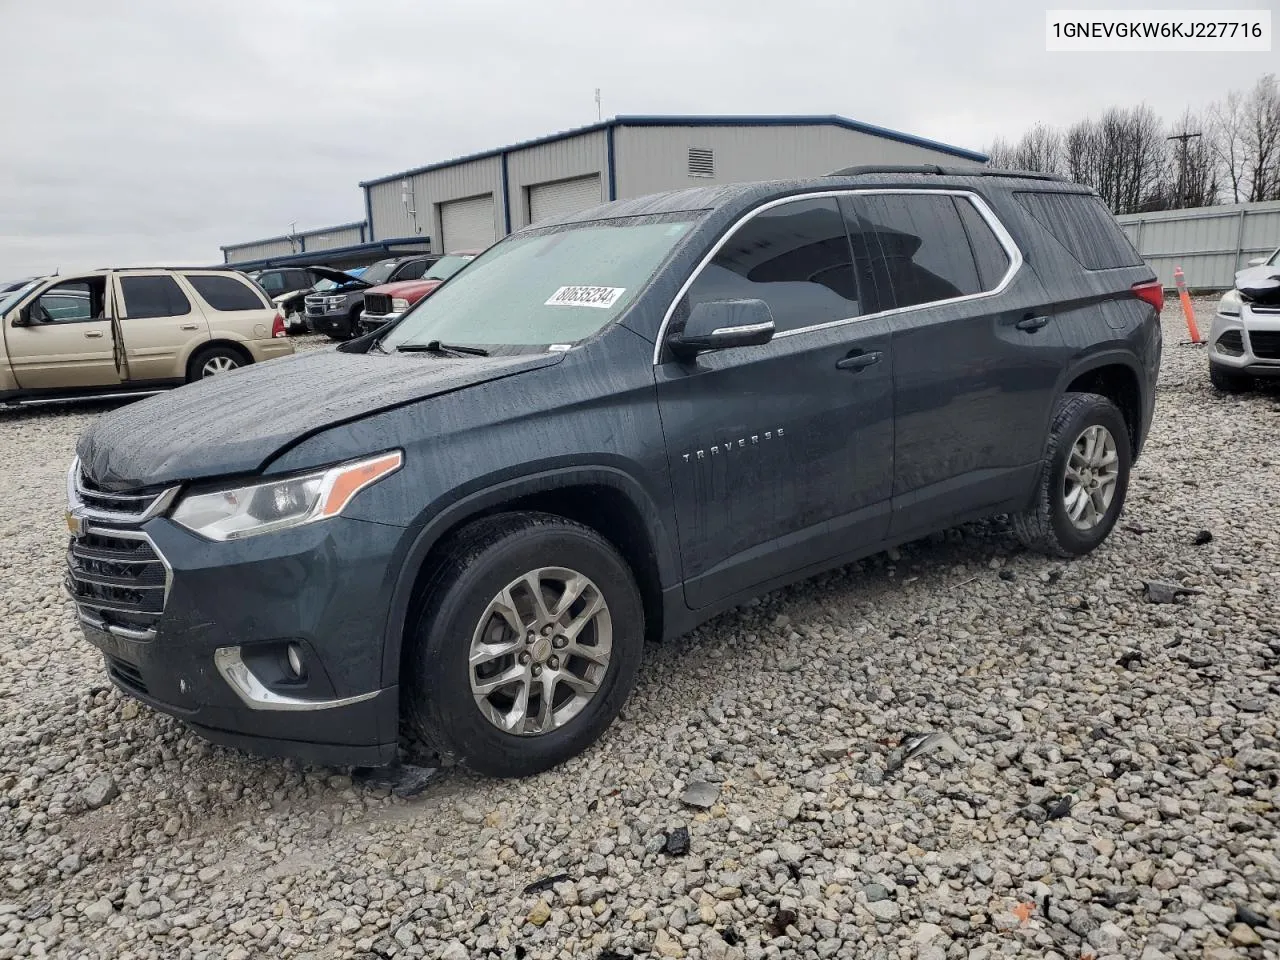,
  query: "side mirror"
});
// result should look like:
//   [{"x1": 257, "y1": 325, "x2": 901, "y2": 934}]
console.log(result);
[
  {"x1": 668, "y1": 299, "x2": 775, "y2": 358},
  {"x1": 11, "y1": 306, "x2": 31, "y2": 327},
  {"x1": 1248, "y1": 257, "x2": 1267, "y2": 267}
]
